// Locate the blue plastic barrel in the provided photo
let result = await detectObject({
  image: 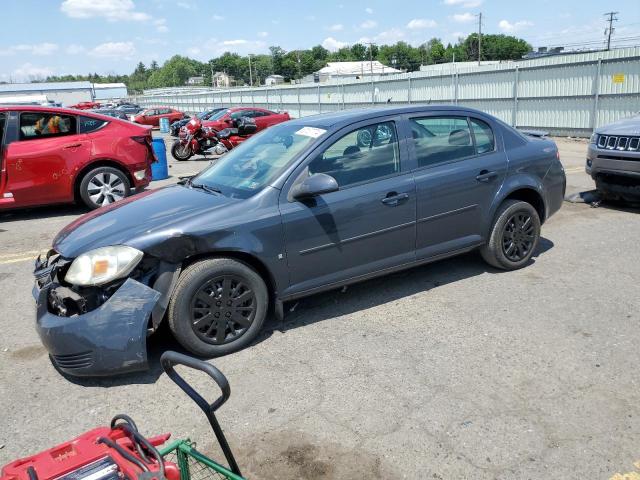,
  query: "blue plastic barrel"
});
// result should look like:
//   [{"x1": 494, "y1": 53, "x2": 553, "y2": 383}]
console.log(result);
[
  {"x1": 159, "y1": 117, "x2": 170, "y2": 133},
  {"x1": 151, "y1": 138, "x2": 169, "y2": 181}
]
